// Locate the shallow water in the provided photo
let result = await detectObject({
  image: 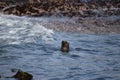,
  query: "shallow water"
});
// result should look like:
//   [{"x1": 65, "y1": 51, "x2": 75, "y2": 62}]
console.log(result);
[{"x1": 0, "y1": 14, "x2": 120, "y2": 80}]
